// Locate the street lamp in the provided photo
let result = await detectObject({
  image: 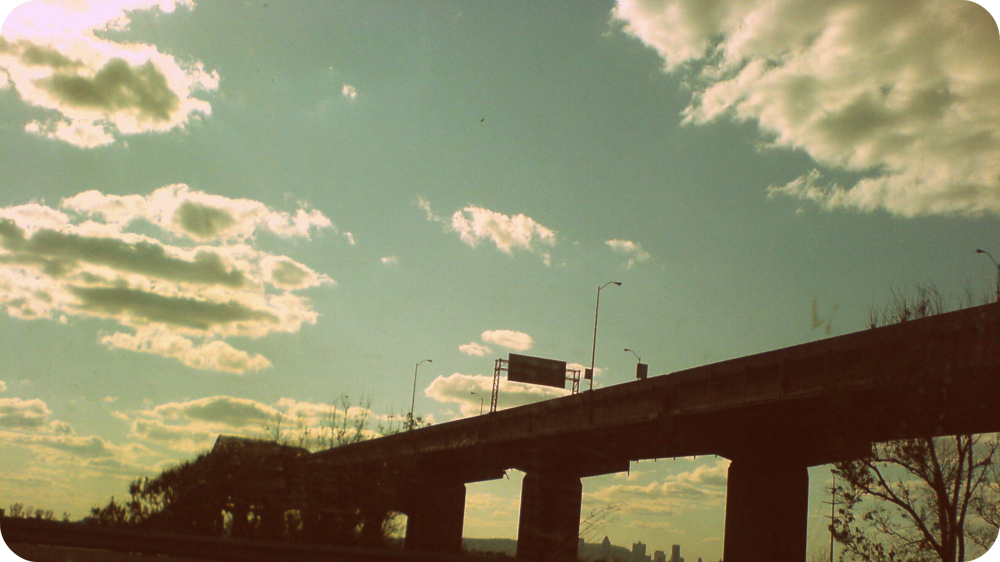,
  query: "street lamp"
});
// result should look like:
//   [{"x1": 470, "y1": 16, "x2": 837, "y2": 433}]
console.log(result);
[
  {"x1": 624, "y1": 348, "x2": 648, "y2": 380},
  {"x1": 409, "y1": 359, "x2": 432, "y2": 430},
  {"x1": 976, "y1": 249, "x2": 1000, "y2": 302},
  {"x1": 470, "y1": 391, "x2": 484, "y2": 415},
  {"x1": 589, "y1": 281, "x2": 622, "y2": 390}
]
